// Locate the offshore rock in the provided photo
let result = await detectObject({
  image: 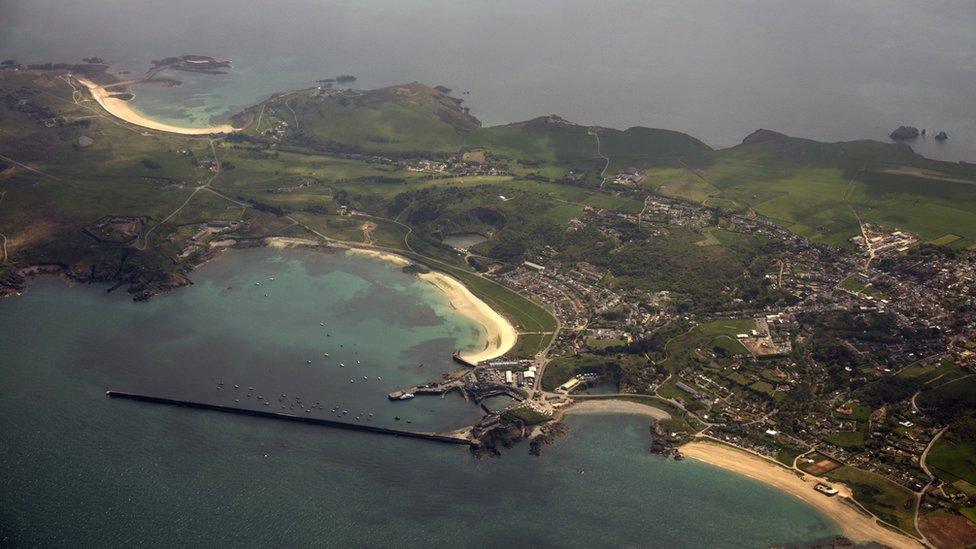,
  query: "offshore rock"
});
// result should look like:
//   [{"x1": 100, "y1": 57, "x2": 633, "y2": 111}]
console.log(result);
[{"x1": 889, "y1": 126, "x2": 920, "y2": 140}]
